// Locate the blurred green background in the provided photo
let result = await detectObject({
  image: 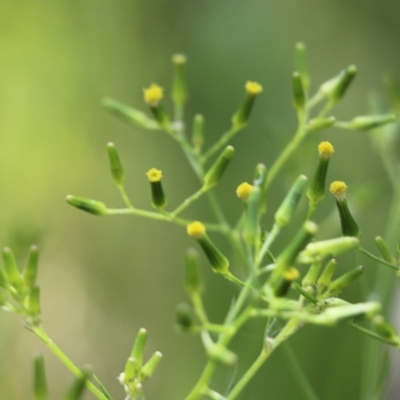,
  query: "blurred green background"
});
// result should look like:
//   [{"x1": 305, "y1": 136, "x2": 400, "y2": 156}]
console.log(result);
[{"x1": 1, "y1": 1, "x2": 400, "y2": 399}]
